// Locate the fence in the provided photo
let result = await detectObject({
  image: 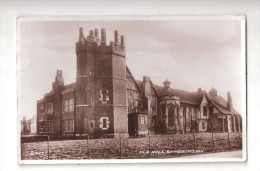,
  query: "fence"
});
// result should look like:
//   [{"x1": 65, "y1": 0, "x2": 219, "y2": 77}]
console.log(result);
[{"x1": 21, "y1": 132, "x2": 242, "y2": 160}]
